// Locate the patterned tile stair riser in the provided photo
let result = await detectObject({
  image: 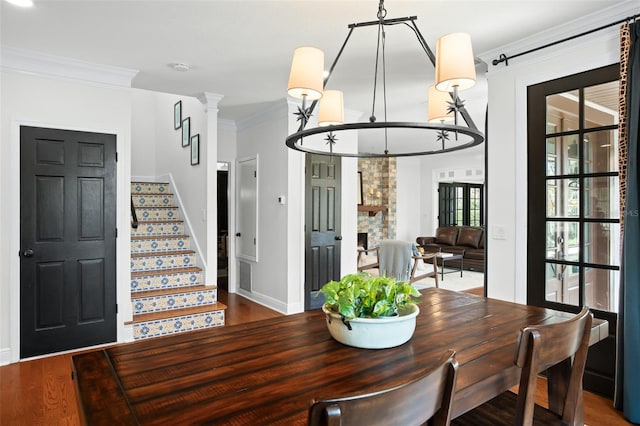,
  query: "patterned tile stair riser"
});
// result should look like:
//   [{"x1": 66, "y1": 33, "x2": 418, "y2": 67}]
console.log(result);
[
  {"x1": 131, "y1": 269, "x2": 203, "y2": 293},
  {"x1": 131, "y1": 236, "x2": 190, "y2": 254},
  {"x1": 132, "y1": 221, "x2": 185, "y2": 237},
  {"x1": 133, "y1": 310, "x2": 225, "y2": 340},
  {"x1": 130, "y1": 252, "x2": 196, "y2": 272},
  {"x1": 129, "y1": 181, "x2": 226, "y2": 340},
  {"x1": 132, "y1": 288, "x2": 217, "y2": 315}
]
